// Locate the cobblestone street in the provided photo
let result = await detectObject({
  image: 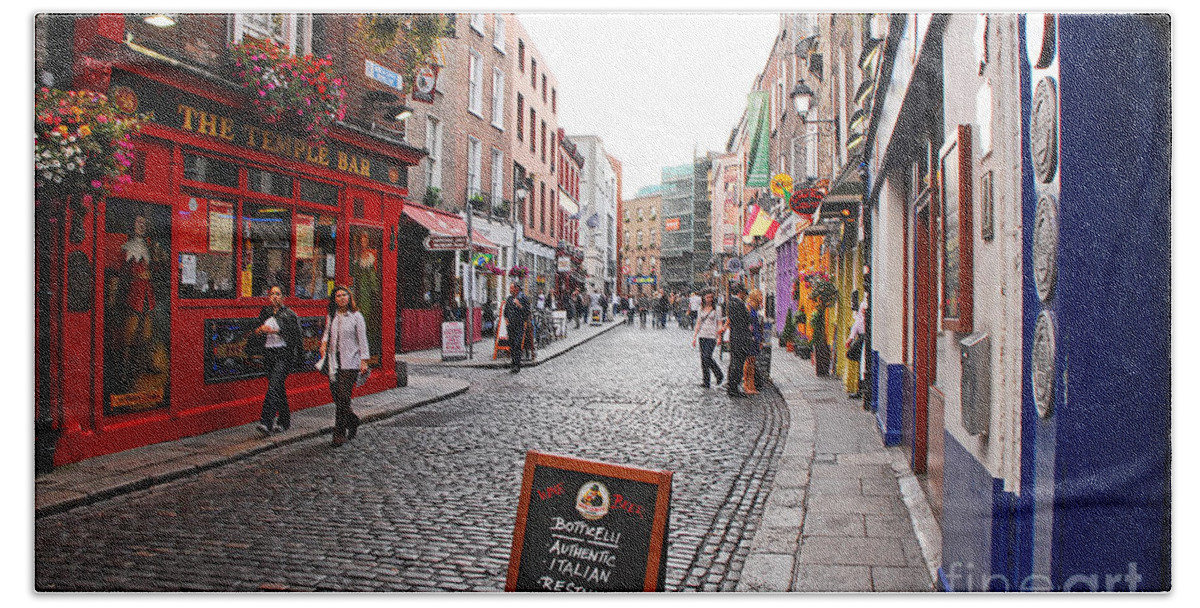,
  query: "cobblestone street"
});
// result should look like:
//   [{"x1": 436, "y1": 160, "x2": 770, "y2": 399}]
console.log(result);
[{"x1": 35, "y1": 325, "x2": 786, "y2": 592}]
